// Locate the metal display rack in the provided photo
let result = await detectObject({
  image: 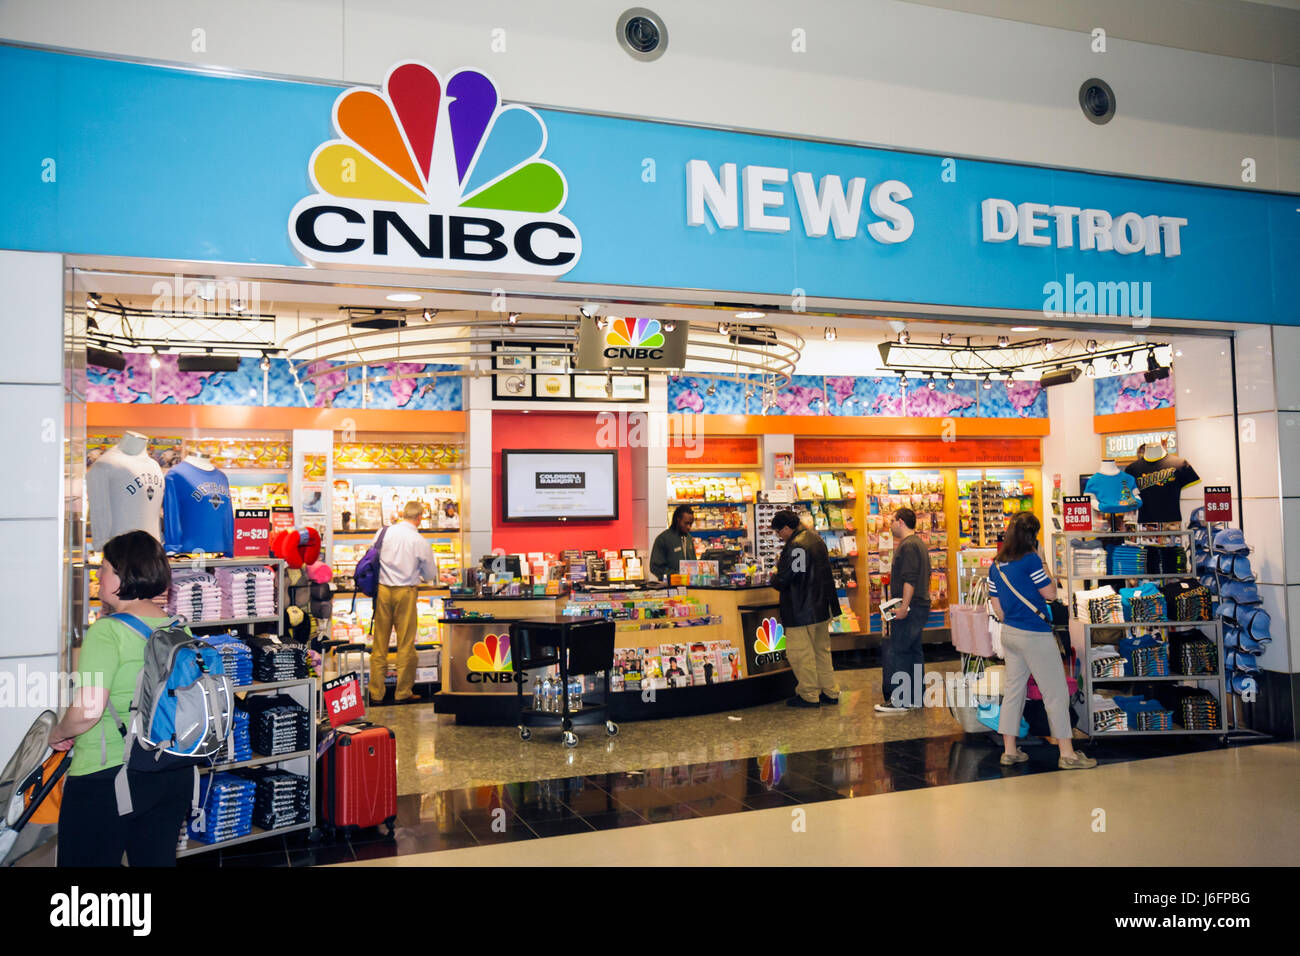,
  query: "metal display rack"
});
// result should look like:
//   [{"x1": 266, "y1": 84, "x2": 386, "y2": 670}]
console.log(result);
[
  {"x1": 1063, "y1": 530, "x2": 1227, "y2": 739},
  {"x1": 165, "y1": 556, "x2": 319, "y2": 856}
]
